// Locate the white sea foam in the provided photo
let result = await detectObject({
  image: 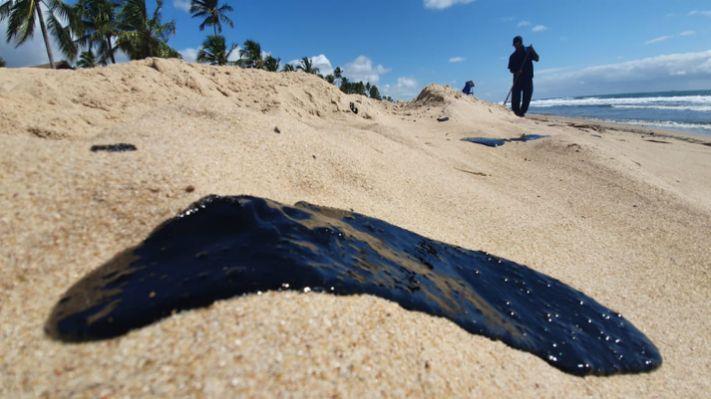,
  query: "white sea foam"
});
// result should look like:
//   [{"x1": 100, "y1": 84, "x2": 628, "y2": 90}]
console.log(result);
[
  {"x1": 612, "y1": 105, "x2": 711, "y2": 112},
  {"x1": 530, "y1": 95, "x2": 711, "y2": 108},
  {"x1": 602, "y1": 119, "x2": 711, "y2": 132}
]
